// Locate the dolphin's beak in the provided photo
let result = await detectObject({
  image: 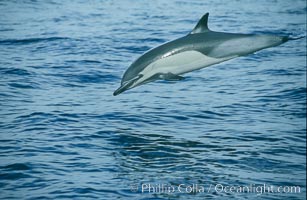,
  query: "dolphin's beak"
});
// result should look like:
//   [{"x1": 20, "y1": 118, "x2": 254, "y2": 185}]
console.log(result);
[
  {"x1": 113, "y1": 74, "x2": 144, "y2": 96},
  {"x1": 113, "y1": 85, "x2": 127, "y2": 96},
  {"x1": 113, "y1": 80, "x2": 137, "y2": 96}
]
